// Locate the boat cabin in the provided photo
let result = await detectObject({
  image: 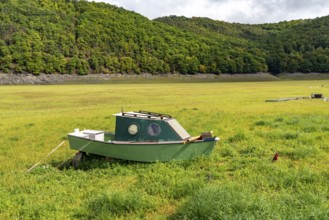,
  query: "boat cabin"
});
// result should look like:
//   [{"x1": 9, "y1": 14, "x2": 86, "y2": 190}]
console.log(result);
[
  {"x1": 68, "y1": 110, "x2": 218, "y2": 164},
  {"x1": 114, "y1": 110, "x2": 191, "y2": 142}
]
